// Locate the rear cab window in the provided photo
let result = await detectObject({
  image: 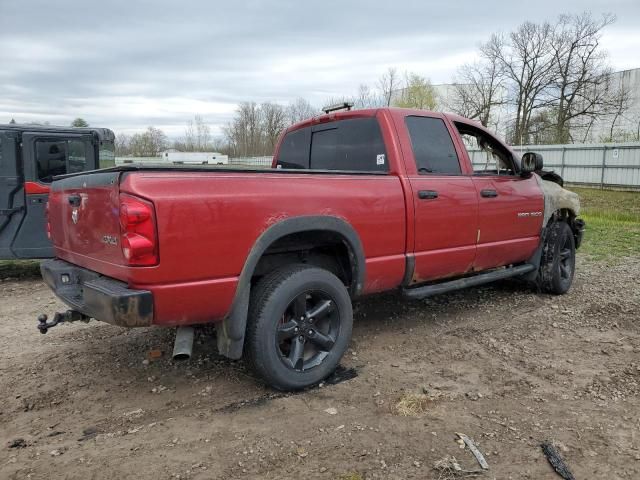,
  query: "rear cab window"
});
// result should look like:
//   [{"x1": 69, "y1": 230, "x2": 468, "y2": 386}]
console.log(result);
[
  {"x1": 276, "y1": 117, "x2": 388, "y2": 173},
  {"x1": 405, "y1": 116, "x2": 461, "y2": 175}
]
